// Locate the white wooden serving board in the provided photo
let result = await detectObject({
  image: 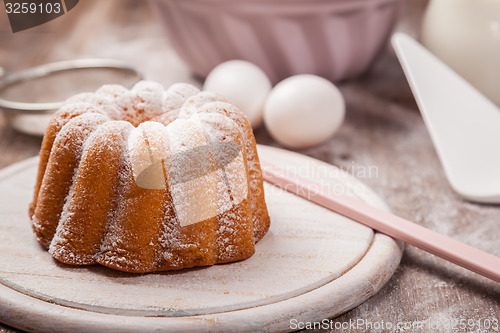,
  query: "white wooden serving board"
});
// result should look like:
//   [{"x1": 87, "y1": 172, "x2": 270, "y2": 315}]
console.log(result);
[{"x1": 0, "y1": 145, "x2": 403, "y2": 332}]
